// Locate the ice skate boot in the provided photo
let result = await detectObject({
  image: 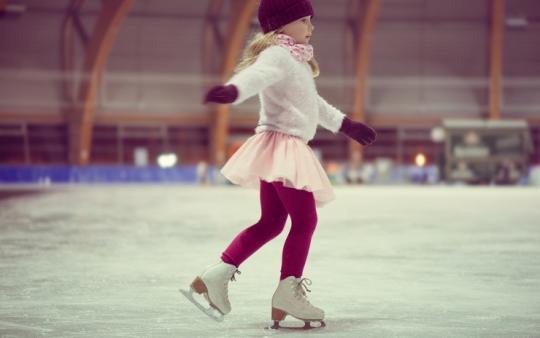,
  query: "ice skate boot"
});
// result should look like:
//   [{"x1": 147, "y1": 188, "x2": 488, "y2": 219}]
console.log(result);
[
  {"x1": 268, "y1": 276, "x2": 325, "y2": 330},
  {"x1": 180, "y1": 261, "x2": 240, "y2": 322}
]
